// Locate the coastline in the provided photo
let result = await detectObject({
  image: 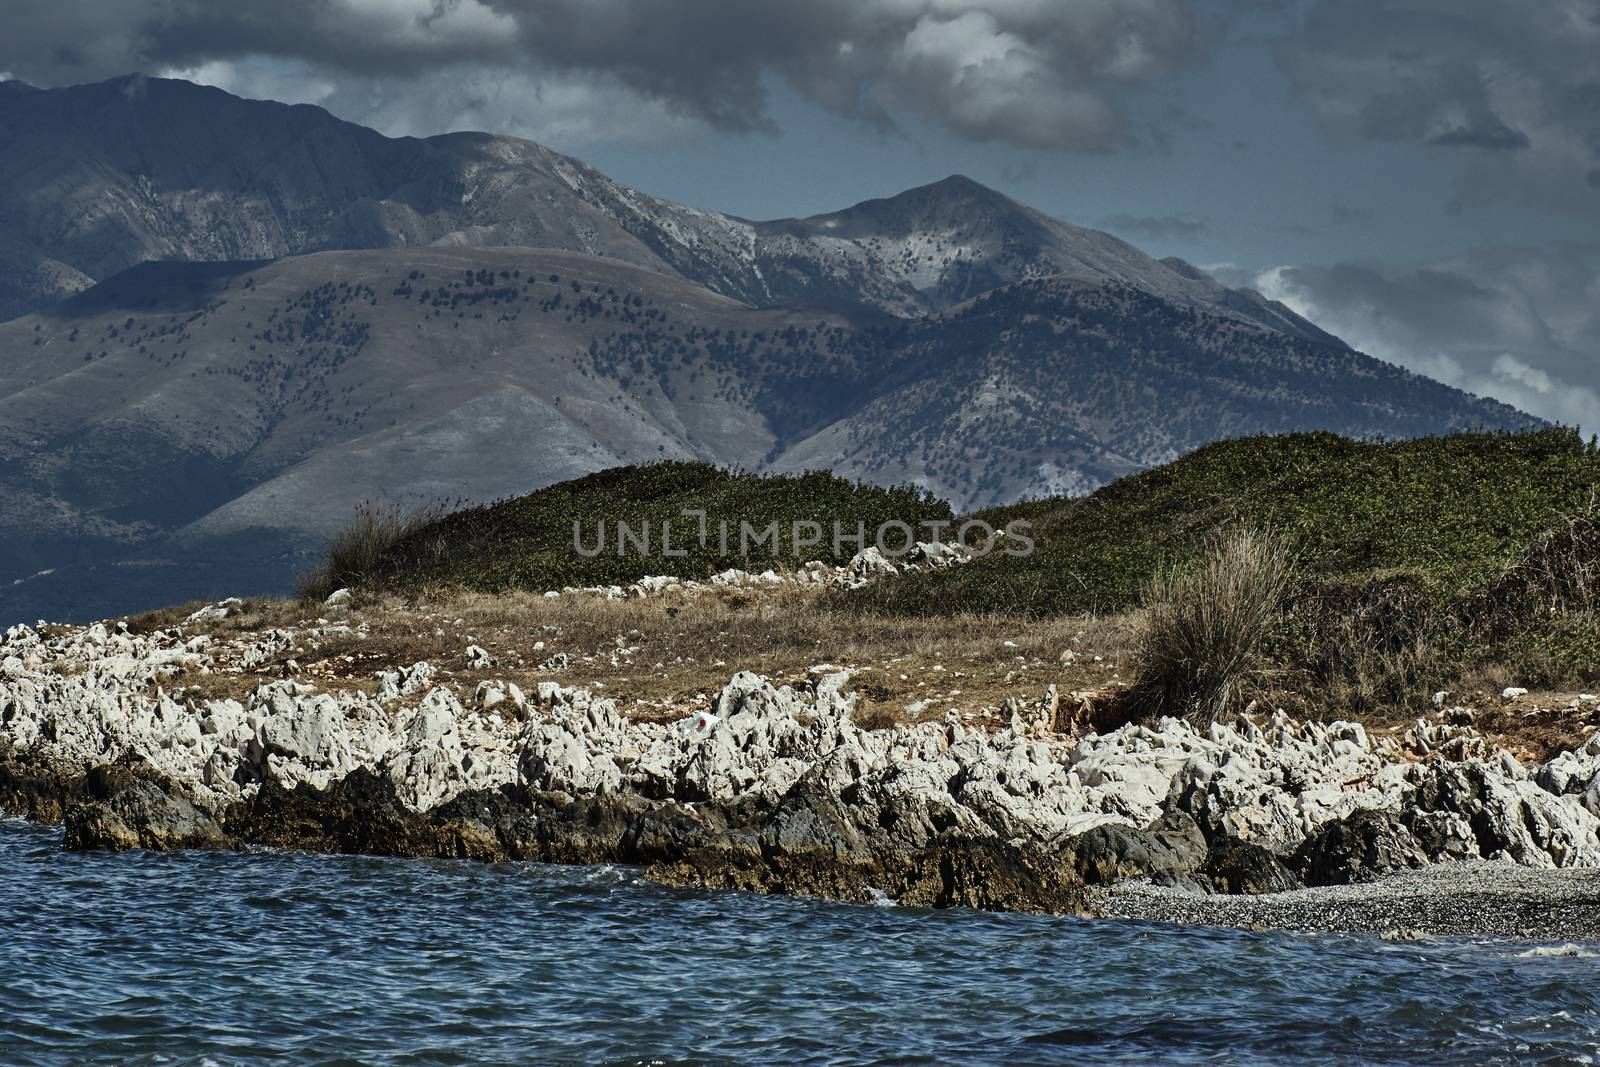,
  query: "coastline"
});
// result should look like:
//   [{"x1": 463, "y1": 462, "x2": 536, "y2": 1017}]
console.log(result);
[{"x1": 6, "y1": 602, "x2": 1600, "y2": 938}]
